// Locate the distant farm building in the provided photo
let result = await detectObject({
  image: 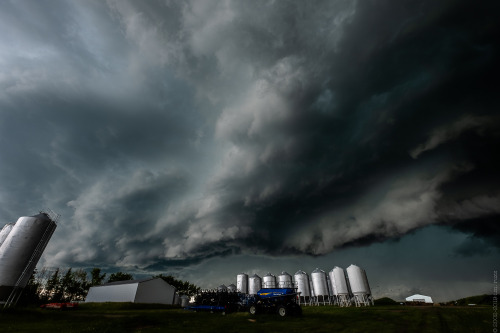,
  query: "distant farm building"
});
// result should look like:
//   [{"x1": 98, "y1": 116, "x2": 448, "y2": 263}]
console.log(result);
[
  {"x1": 85, "y1": 278, "x2": 176, "y2": 304},
  {"x1": 405, "y1": 294, "x2": 433, "y2": 304}
]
